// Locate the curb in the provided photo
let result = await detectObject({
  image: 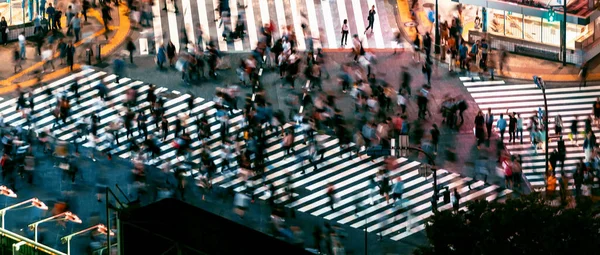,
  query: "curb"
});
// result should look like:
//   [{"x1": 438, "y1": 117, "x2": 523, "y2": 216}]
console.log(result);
[{"x1": 0, "y1": 3, "x2": 131, "y2": 94}]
